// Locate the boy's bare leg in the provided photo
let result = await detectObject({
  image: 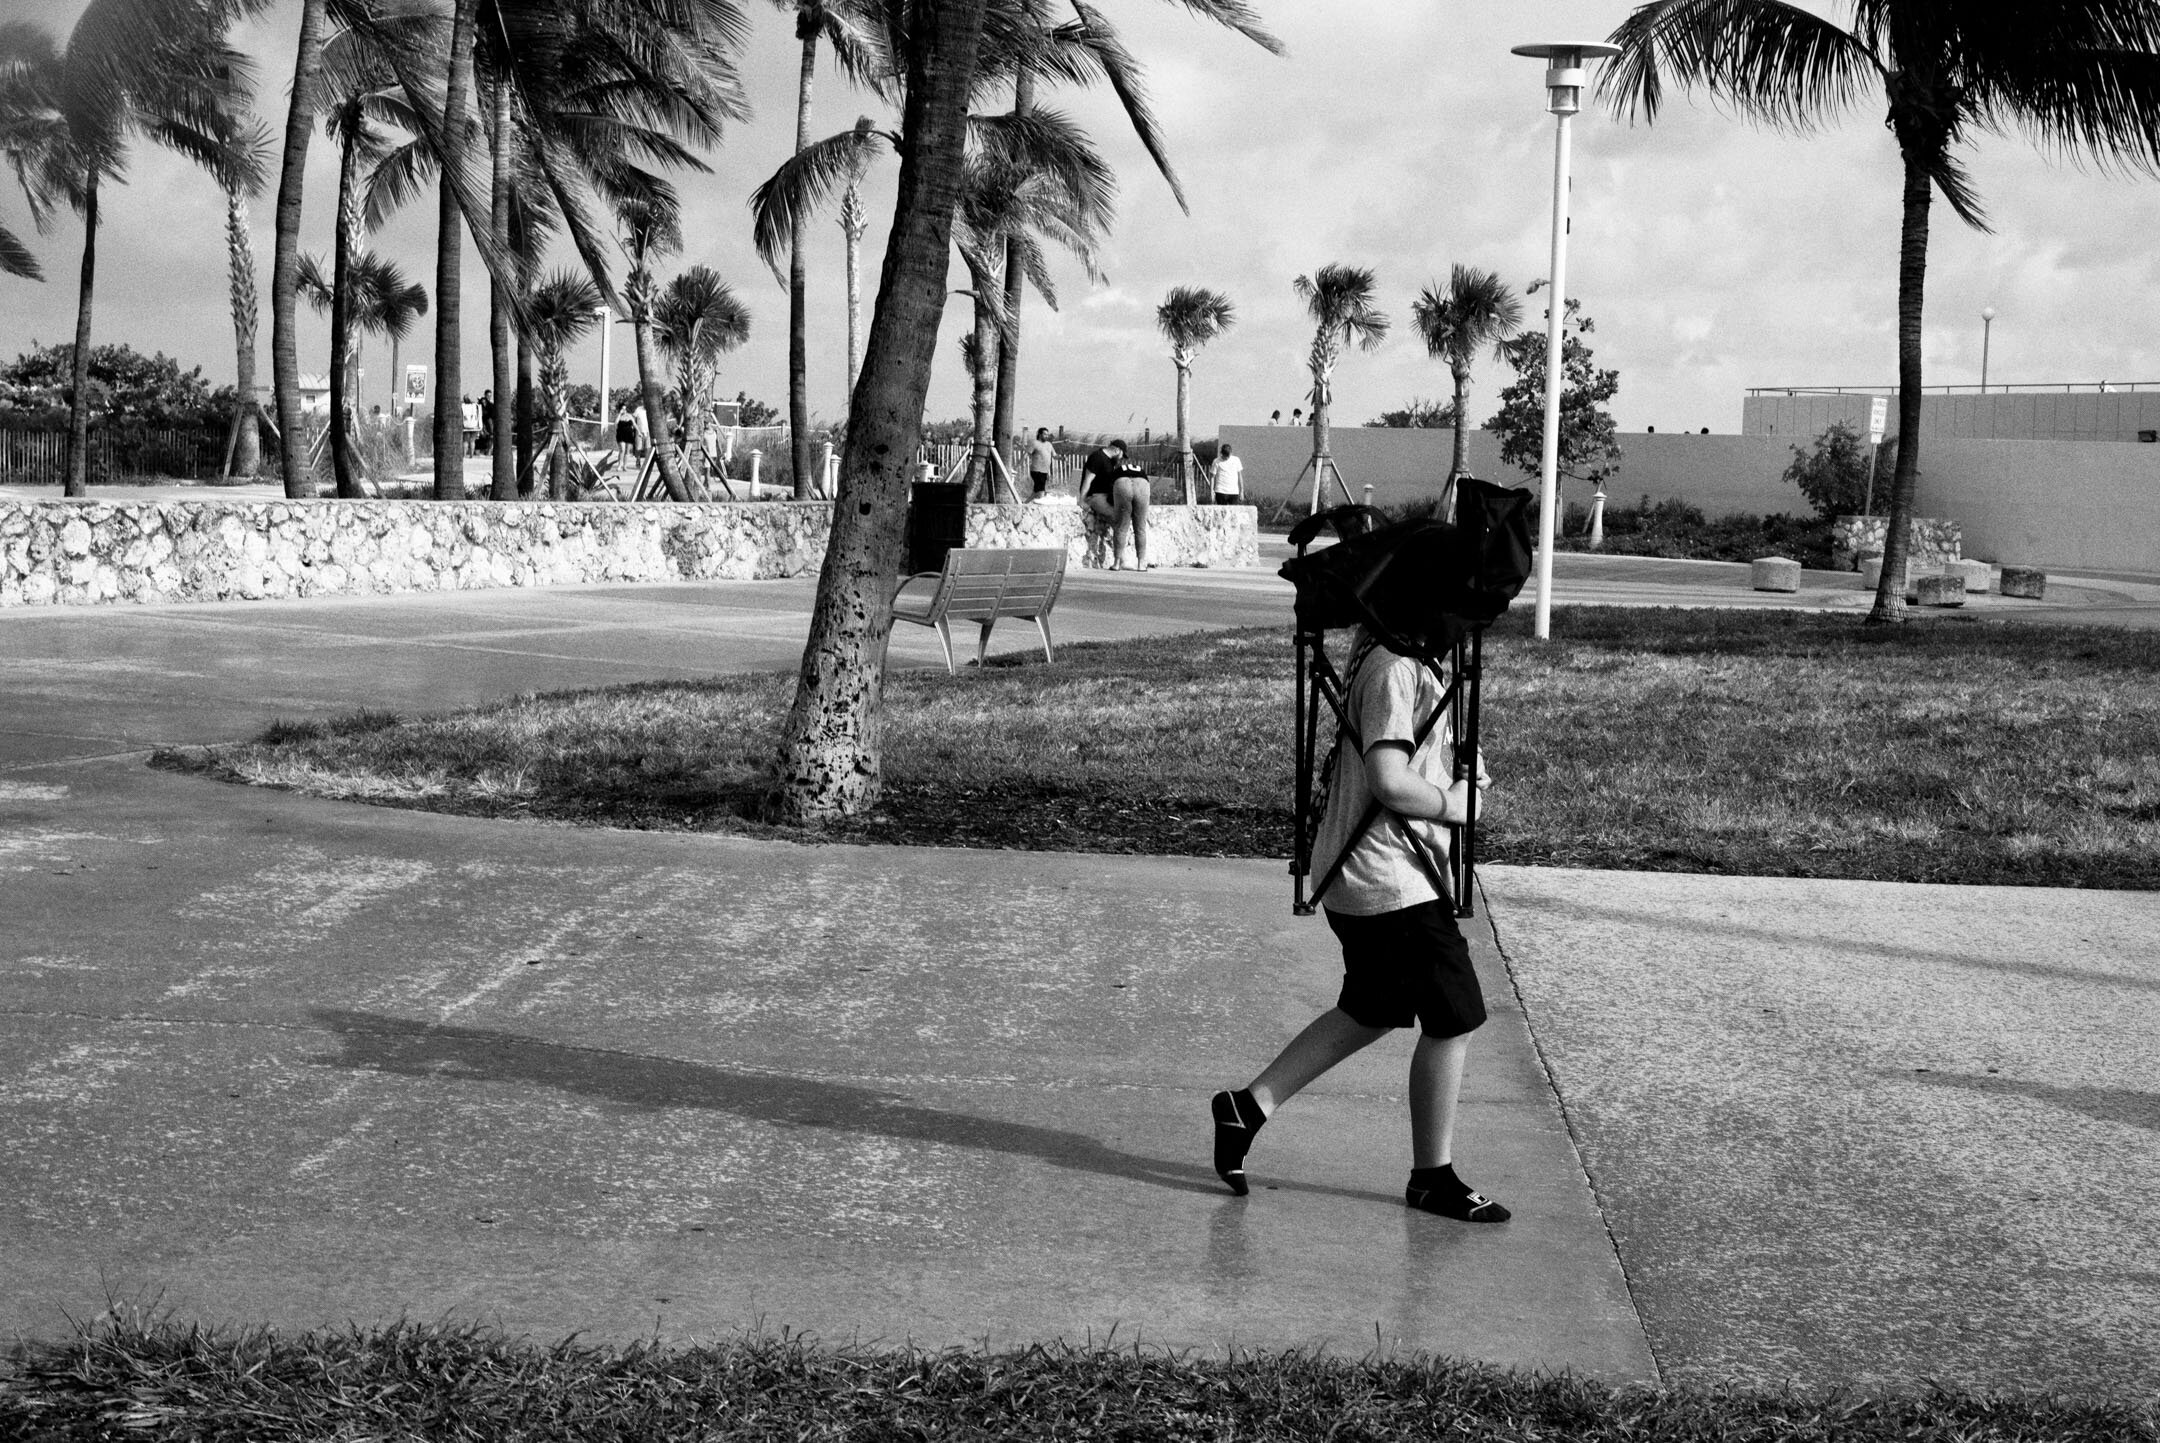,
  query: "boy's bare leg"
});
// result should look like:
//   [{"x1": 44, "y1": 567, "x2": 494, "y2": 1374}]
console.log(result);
[
  {"x1": 1248, "y1": 1007, "x2": 1387, "y2": 1114},
  {"x1": 1408, "y1": 1031, "x2": 1472, "y2": 1169}
]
